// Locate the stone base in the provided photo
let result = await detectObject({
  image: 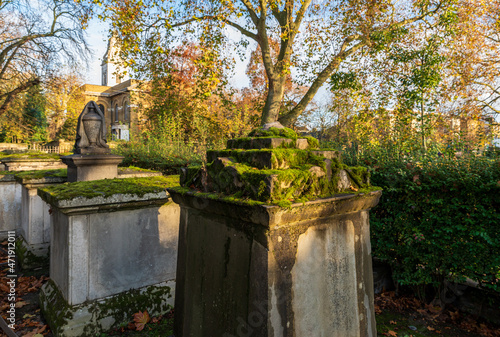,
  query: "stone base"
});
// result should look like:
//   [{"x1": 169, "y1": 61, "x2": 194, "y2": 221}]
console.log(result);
[
  {"x1": 169, "y1": 190, "x2": 381, "y2": 337},
  {"x1": 39, "y1": 280, "x2": 175, "y2": 337},
  {"x1": 62, "y1": 154, "x2": 123, "y2": 182},
  {"x1": 16, "y1": 235, "x2": 49, "y2": 270}
]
